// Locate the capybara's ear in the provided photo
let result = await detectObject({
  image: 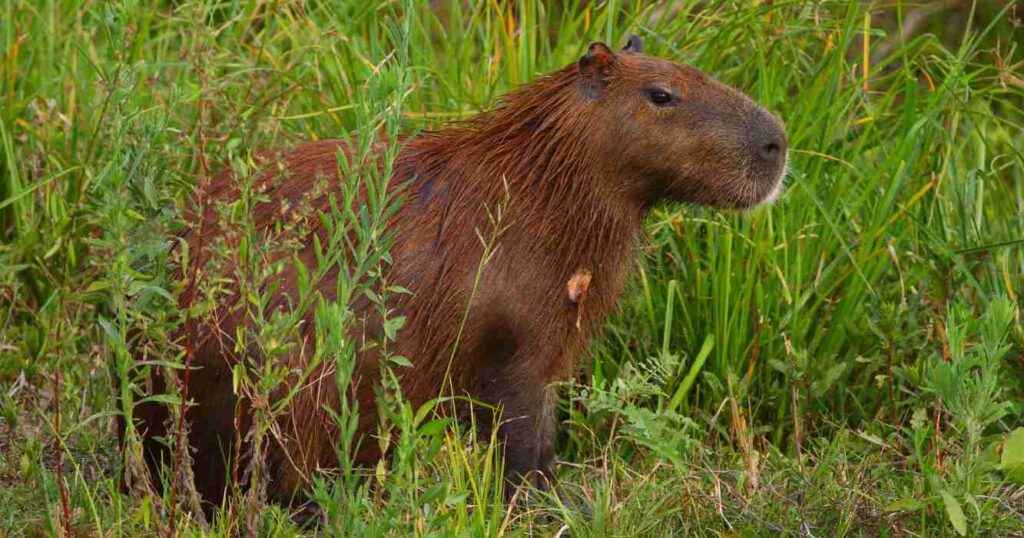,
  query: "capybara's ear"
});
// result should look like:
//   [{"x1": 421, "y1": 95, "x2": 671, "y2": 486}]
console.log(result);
[
  {"x1": 622, "y1": 35, "x2": 643, "y2": 53},
  {"x1": 578, "y1": 42, "x2": 616, "y2": 100}
]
